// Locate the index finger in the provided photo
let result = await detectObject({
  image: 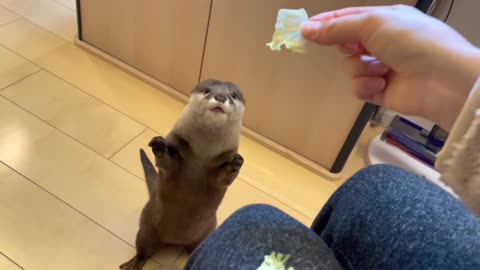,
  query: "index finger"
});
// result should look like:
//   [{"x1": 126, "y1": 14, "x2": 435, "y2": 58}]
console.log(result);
[
  {"x1": 309, "y1": 6, "x2": 371, "y2": 22},
  {"x1": 302, "y1": 13, "x2": 372, "y2": 45}
]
